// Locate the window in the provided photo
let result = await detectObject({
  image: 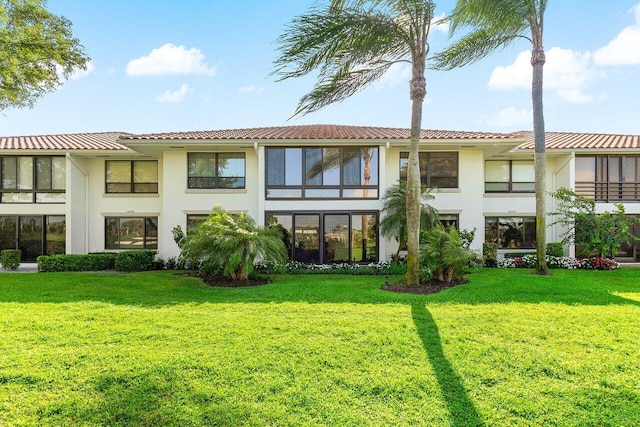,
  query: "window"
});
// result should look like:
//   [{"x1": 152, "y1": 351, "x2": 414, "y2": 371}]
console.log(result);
[
  {"x1": 400, "y1": 152, "x2": 458, "y2": 188},
  {"x1": 266, "y1": 147, "x2": 378, "y2": 199},
  {"x1": 0, "y1": 156, "x2": 65, "y2": 203},
  {"x1": 485, "y1": 160, "x2": 534, "y2": 193},
  {"x1": 106, "y1": 160, "x2": 158, "y2": 193},
  {"x1": 186, "y1": 214, "x2": 209, "y2": 233},
  {"x1": 188, "y1": 153, "x2": 245, "y2": 189},
  {"x1": 105, "y1": 217, "x2": 158, "y2": 249},
  {"x1": 266, "y1": 211, "x2": 378, "y2": 263},
  {"x1": 576, "y1": 155, "x2": 640, "y2": 201},
  {"x1": 0, "y1": 215, "x2": 65, "y2": 261},
  {"x1": 485, "y1": 217, "x2": 536, "y2": 249}
]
